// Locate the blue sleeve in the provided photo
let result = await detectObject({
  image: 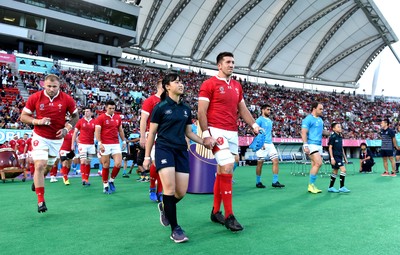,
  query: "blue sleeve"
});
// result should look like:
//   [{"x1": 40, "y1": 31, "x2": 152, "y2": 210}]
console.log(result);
[
  {"x1": 301, "y1": 116, "x2": 309, "y2": 129},
  {"x1": 256, "y1": 117, "x2": 262, "y2": 127}
]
